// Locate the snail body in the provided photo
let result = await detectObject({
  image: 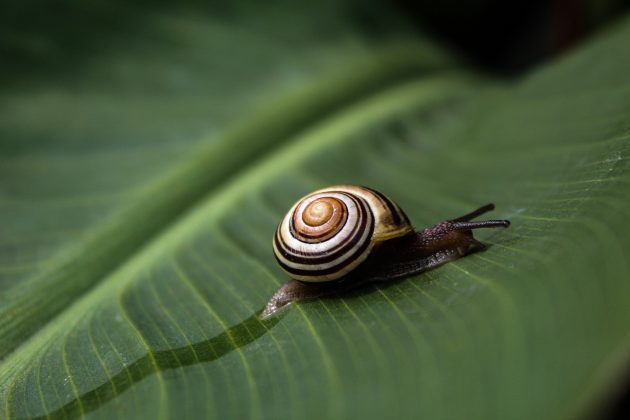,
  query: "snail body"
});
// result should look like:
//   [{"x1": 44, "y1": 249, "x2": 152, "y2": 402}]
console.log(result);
[{"x1": 262, "y1": 185, "x2": 510, "y2": 319}]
